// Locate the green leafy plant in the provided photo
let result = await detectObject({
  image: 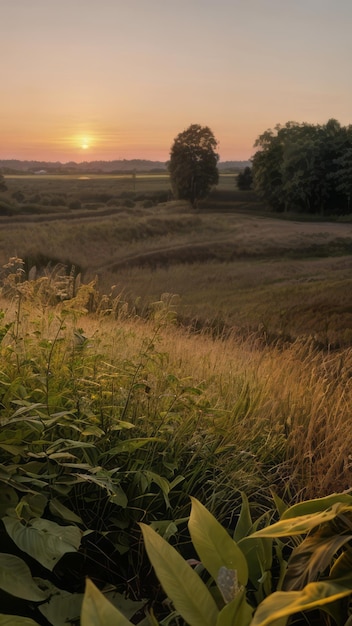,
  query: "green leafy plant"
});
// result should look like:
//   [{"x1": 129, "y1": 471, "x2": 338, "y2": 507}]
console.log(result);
[
  {"x1": 135, "y1": 494, "x2": 352, "y2": 626},
  {"x1": 3, "y1": 260, "x2": 352, "y2": 625},
  {"x1": 1, "y1": 267, "x2": 270, "y2": 623}
]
